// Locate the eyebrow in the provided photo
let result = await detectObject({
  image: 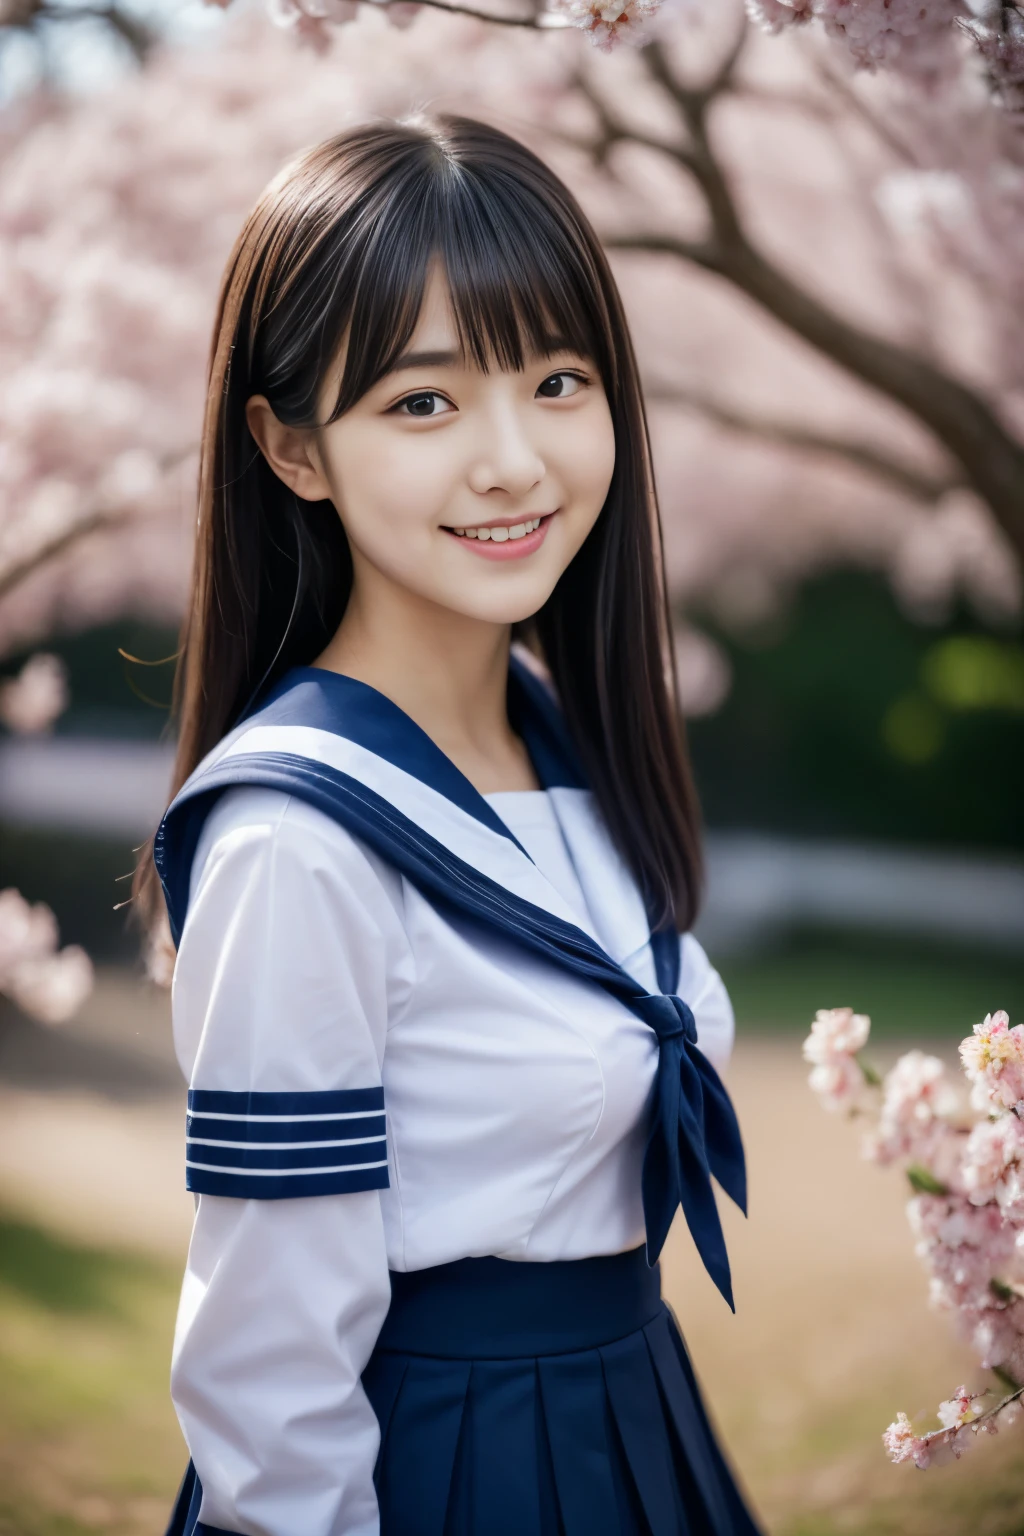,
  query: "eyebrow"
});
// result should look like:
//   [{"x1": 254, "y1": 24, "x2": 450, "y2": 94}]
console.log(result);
[
  {"x1": 388, "y1": 348, "x2": 461, "y2": 373},
  {"x1": 386, "y1": 336, "x2": 578, "y2": 376}
]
